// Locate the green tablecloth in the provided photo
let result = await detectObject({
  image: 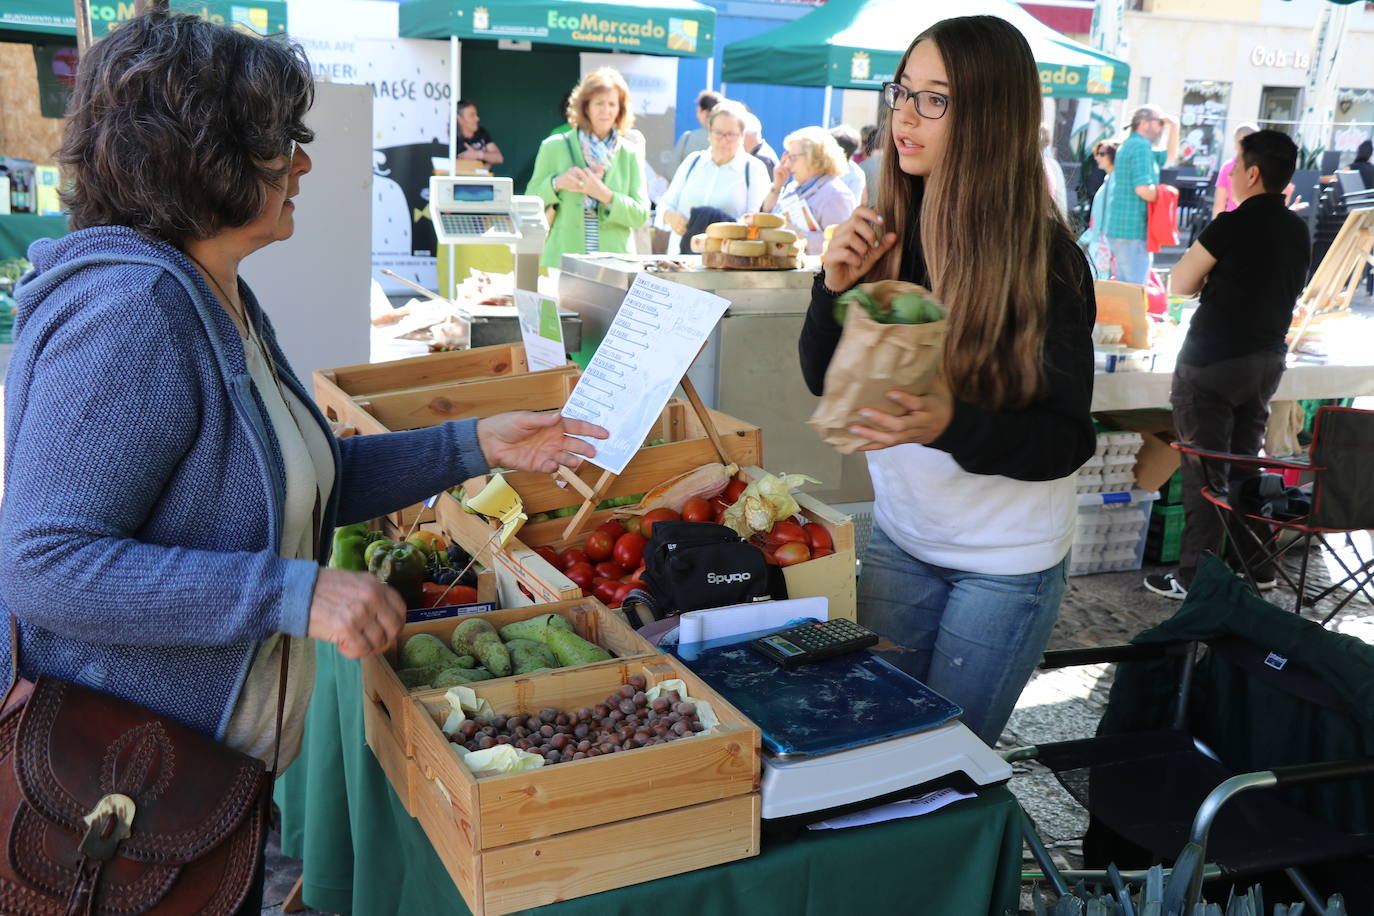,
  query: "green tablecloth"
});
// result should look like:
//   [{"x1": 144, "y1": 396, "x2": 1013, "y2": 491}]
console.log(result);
[
  {"x1": 277, "y1": 644, "x2": 1023, "y2": 916},
  {"x1": 0, "y1": 213, "x2": 69, "y2": 261}
]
